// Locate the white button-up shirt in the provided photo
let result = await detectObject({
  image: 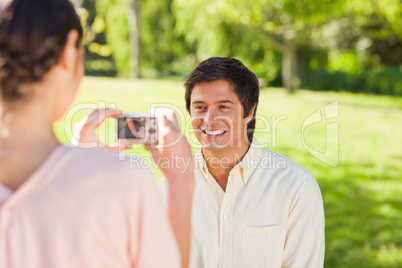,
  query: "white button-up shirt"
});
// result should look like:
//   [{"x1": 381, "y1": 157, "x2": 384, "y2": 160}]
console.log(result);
[{"x1": 158, "y1": 137, "x2": 325, "y2": 268}]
